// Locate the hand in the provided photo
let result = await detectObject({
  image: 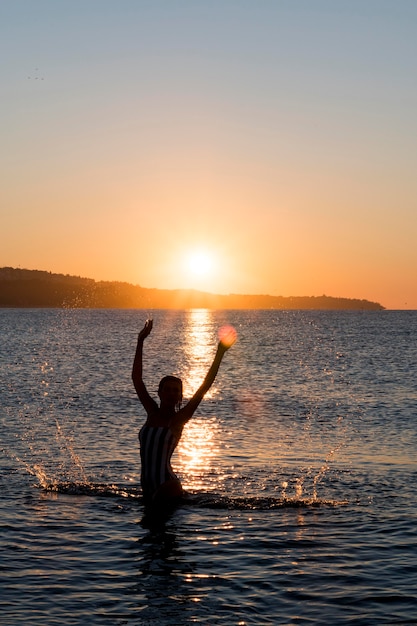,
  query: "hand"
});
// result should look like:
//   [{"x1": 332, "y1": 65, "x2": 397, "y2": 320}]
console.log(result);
[
  {"x1": 138, "y1": 319, "x2": 153, "y2": 341},
  {"x1": 218, "y1": 325, "x2": 237, "y2": 350}
]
